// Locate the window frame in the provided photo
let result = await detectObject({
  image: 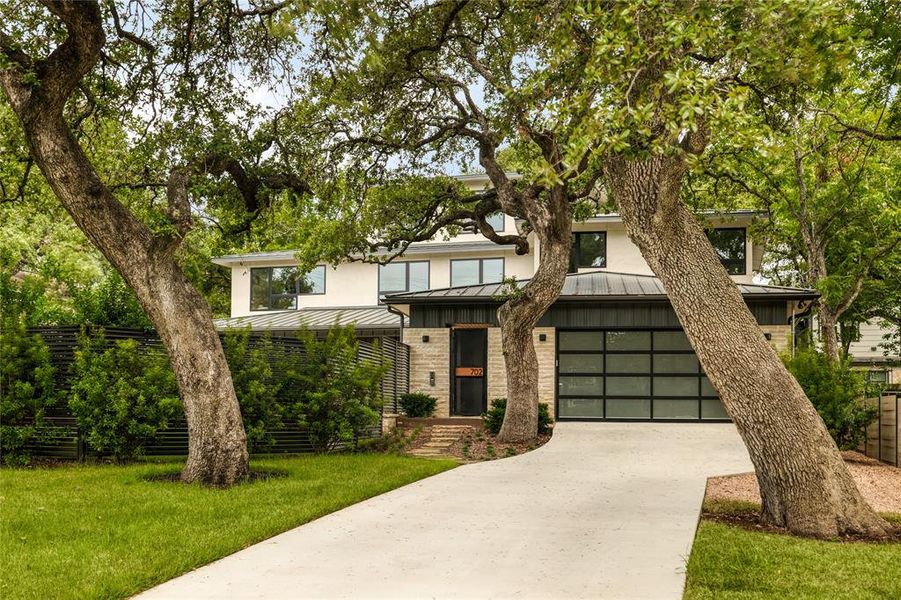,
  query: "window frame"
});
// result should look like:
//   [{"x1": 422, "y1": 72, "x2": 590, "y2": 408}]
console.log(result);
[
  {"x1": 706, "y1": 227, "x2": 747, "y2": 275},
  {"x1": 449, "y1": 257, "x2": 506, "y2": 287},
  {"x1": 378, "y1": 260, "x2": 430, "y2": 295},
  {"x1": 570, "y1": 231, "x2": 608, "y2": 272},
  {"x1": 249, "y1": 265, "x2": 326, "y2": 312}
]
